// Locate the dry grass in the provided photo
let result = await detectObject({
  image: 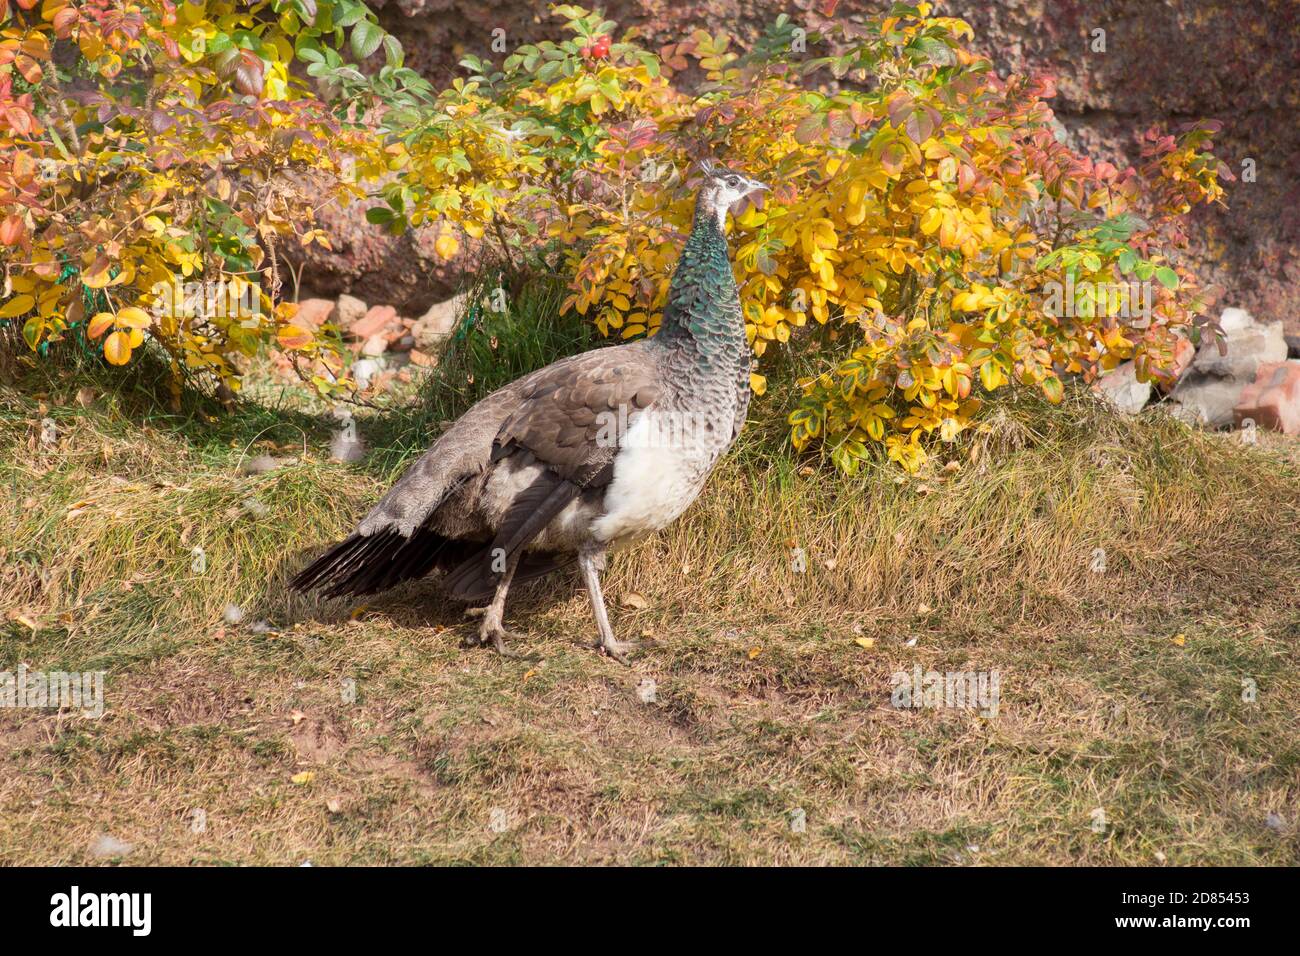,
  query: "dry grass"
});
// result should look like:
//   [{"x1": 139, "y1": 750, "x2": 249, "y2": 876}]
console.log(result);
[{"x1": 1, "y1": 357, "x2": 1297, "y2": 865}]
